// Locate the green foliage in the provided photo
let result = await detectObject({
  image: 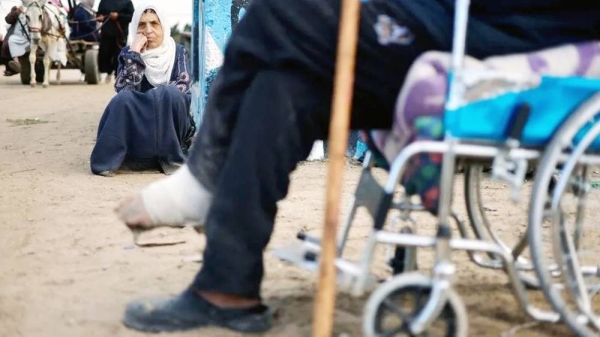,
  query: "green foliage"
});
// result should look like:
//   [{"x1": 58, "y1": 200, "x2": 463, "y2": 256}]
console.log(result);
[
  {"x1": 6, "y1": 118, "x2": 49, "y2": 126},
  {"x1": 170, "y1": 24, "x2": 192, "y2": 45}
]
